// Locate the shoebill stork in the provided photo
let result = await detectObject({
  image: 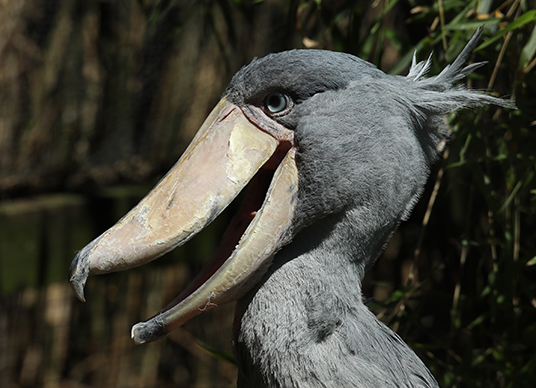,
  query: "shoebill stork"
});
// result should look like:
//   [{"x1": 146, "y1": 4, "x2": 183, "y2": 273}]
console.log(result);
[{"x1": 69, "y1": 27, "x2": 512, "y2": 387}]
